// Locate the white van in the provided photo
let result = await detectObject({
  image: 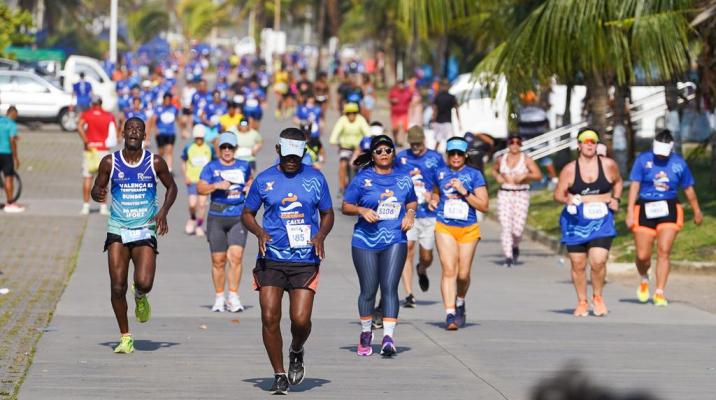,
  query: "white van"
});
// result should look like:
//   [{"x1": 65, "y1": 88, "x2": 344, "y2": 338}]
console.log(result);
[{"x1": 61, "y1": 56, "x2": 117, "y2": 112}]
